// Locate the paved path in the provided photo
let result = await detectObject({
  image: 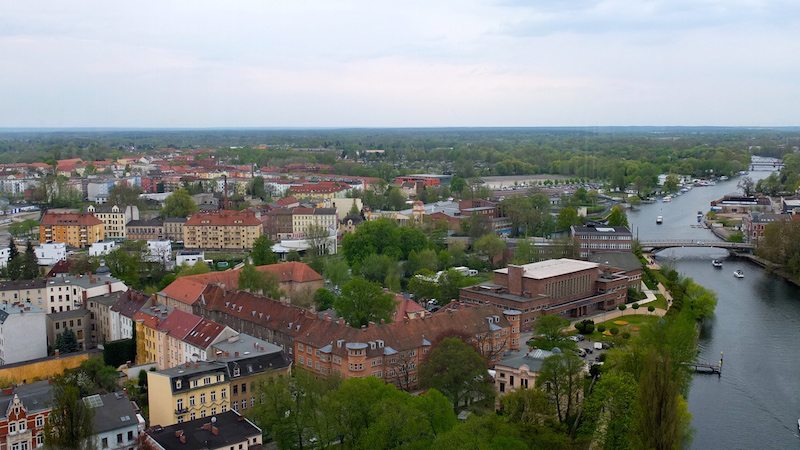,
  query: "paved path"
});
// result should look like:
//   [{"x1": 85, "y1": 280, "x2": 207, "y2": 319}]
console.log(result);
[{"x1": 568, "y1": 306, "x2": 667, "y2": 329}]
